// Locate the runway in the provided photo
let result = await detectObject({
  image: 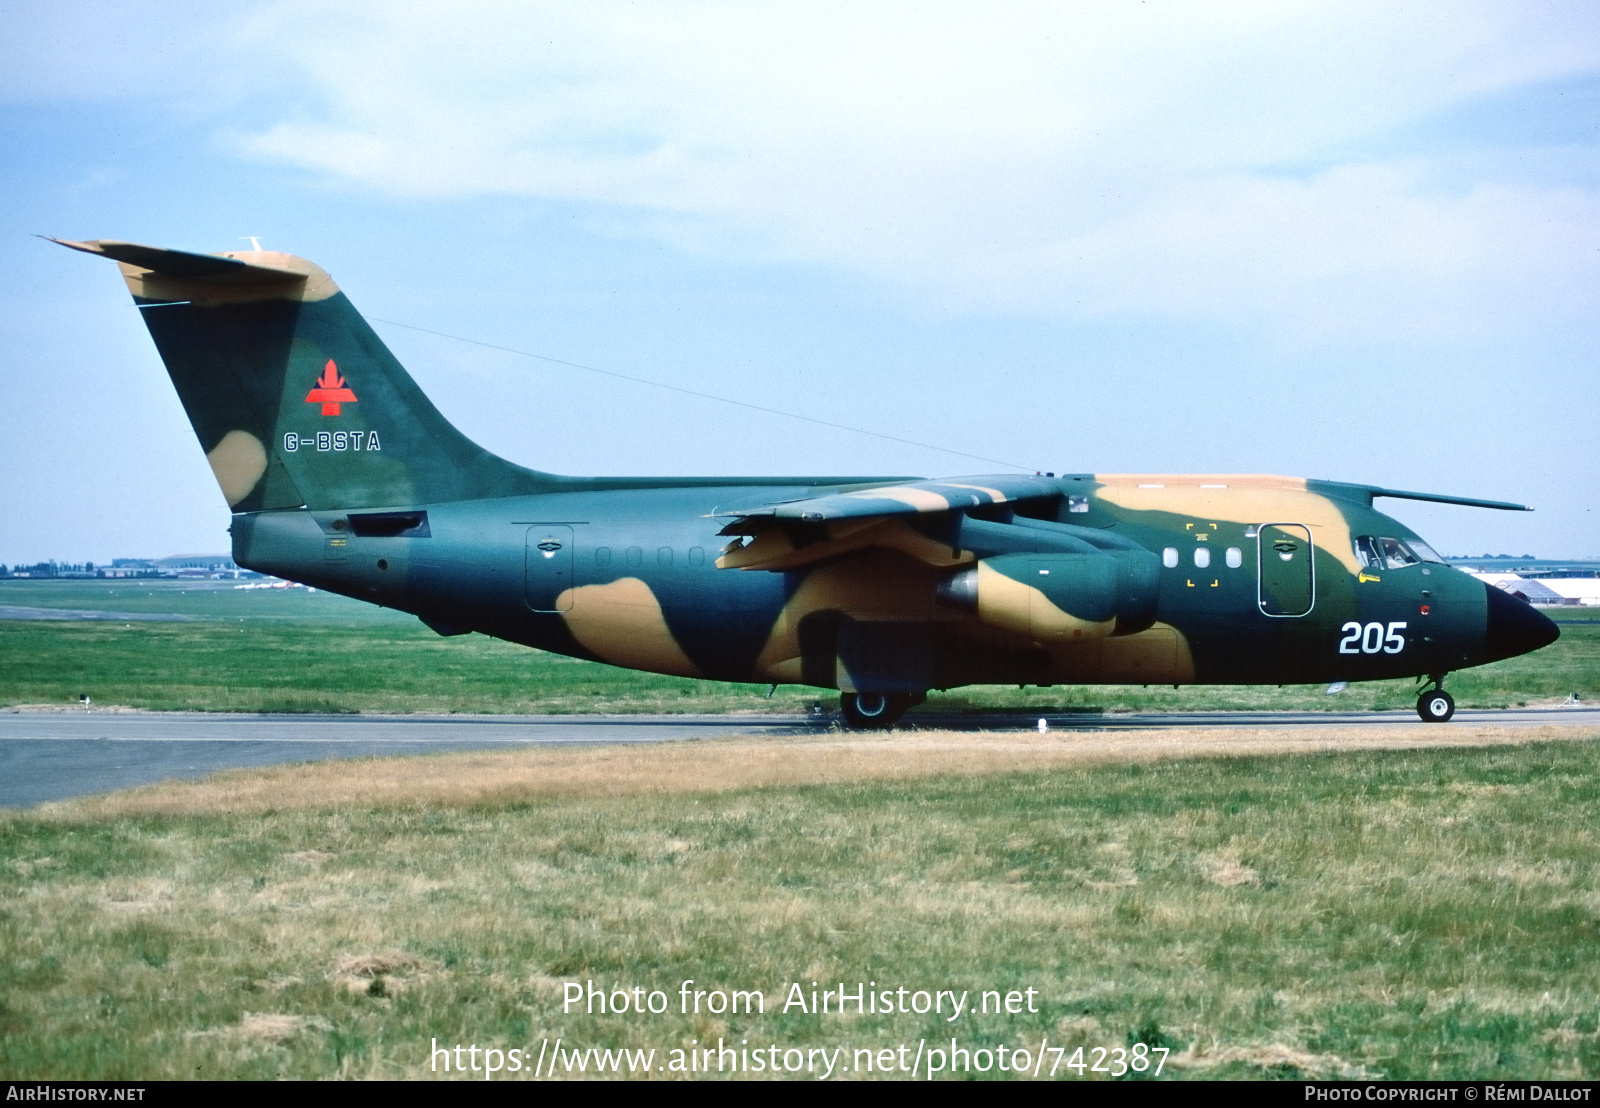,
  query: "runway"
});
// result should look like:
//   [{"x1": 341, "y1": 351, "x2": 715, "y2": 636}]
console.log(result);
[{"x1": 4, "y1": 706, "x2": 1598, "y2": 809}]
